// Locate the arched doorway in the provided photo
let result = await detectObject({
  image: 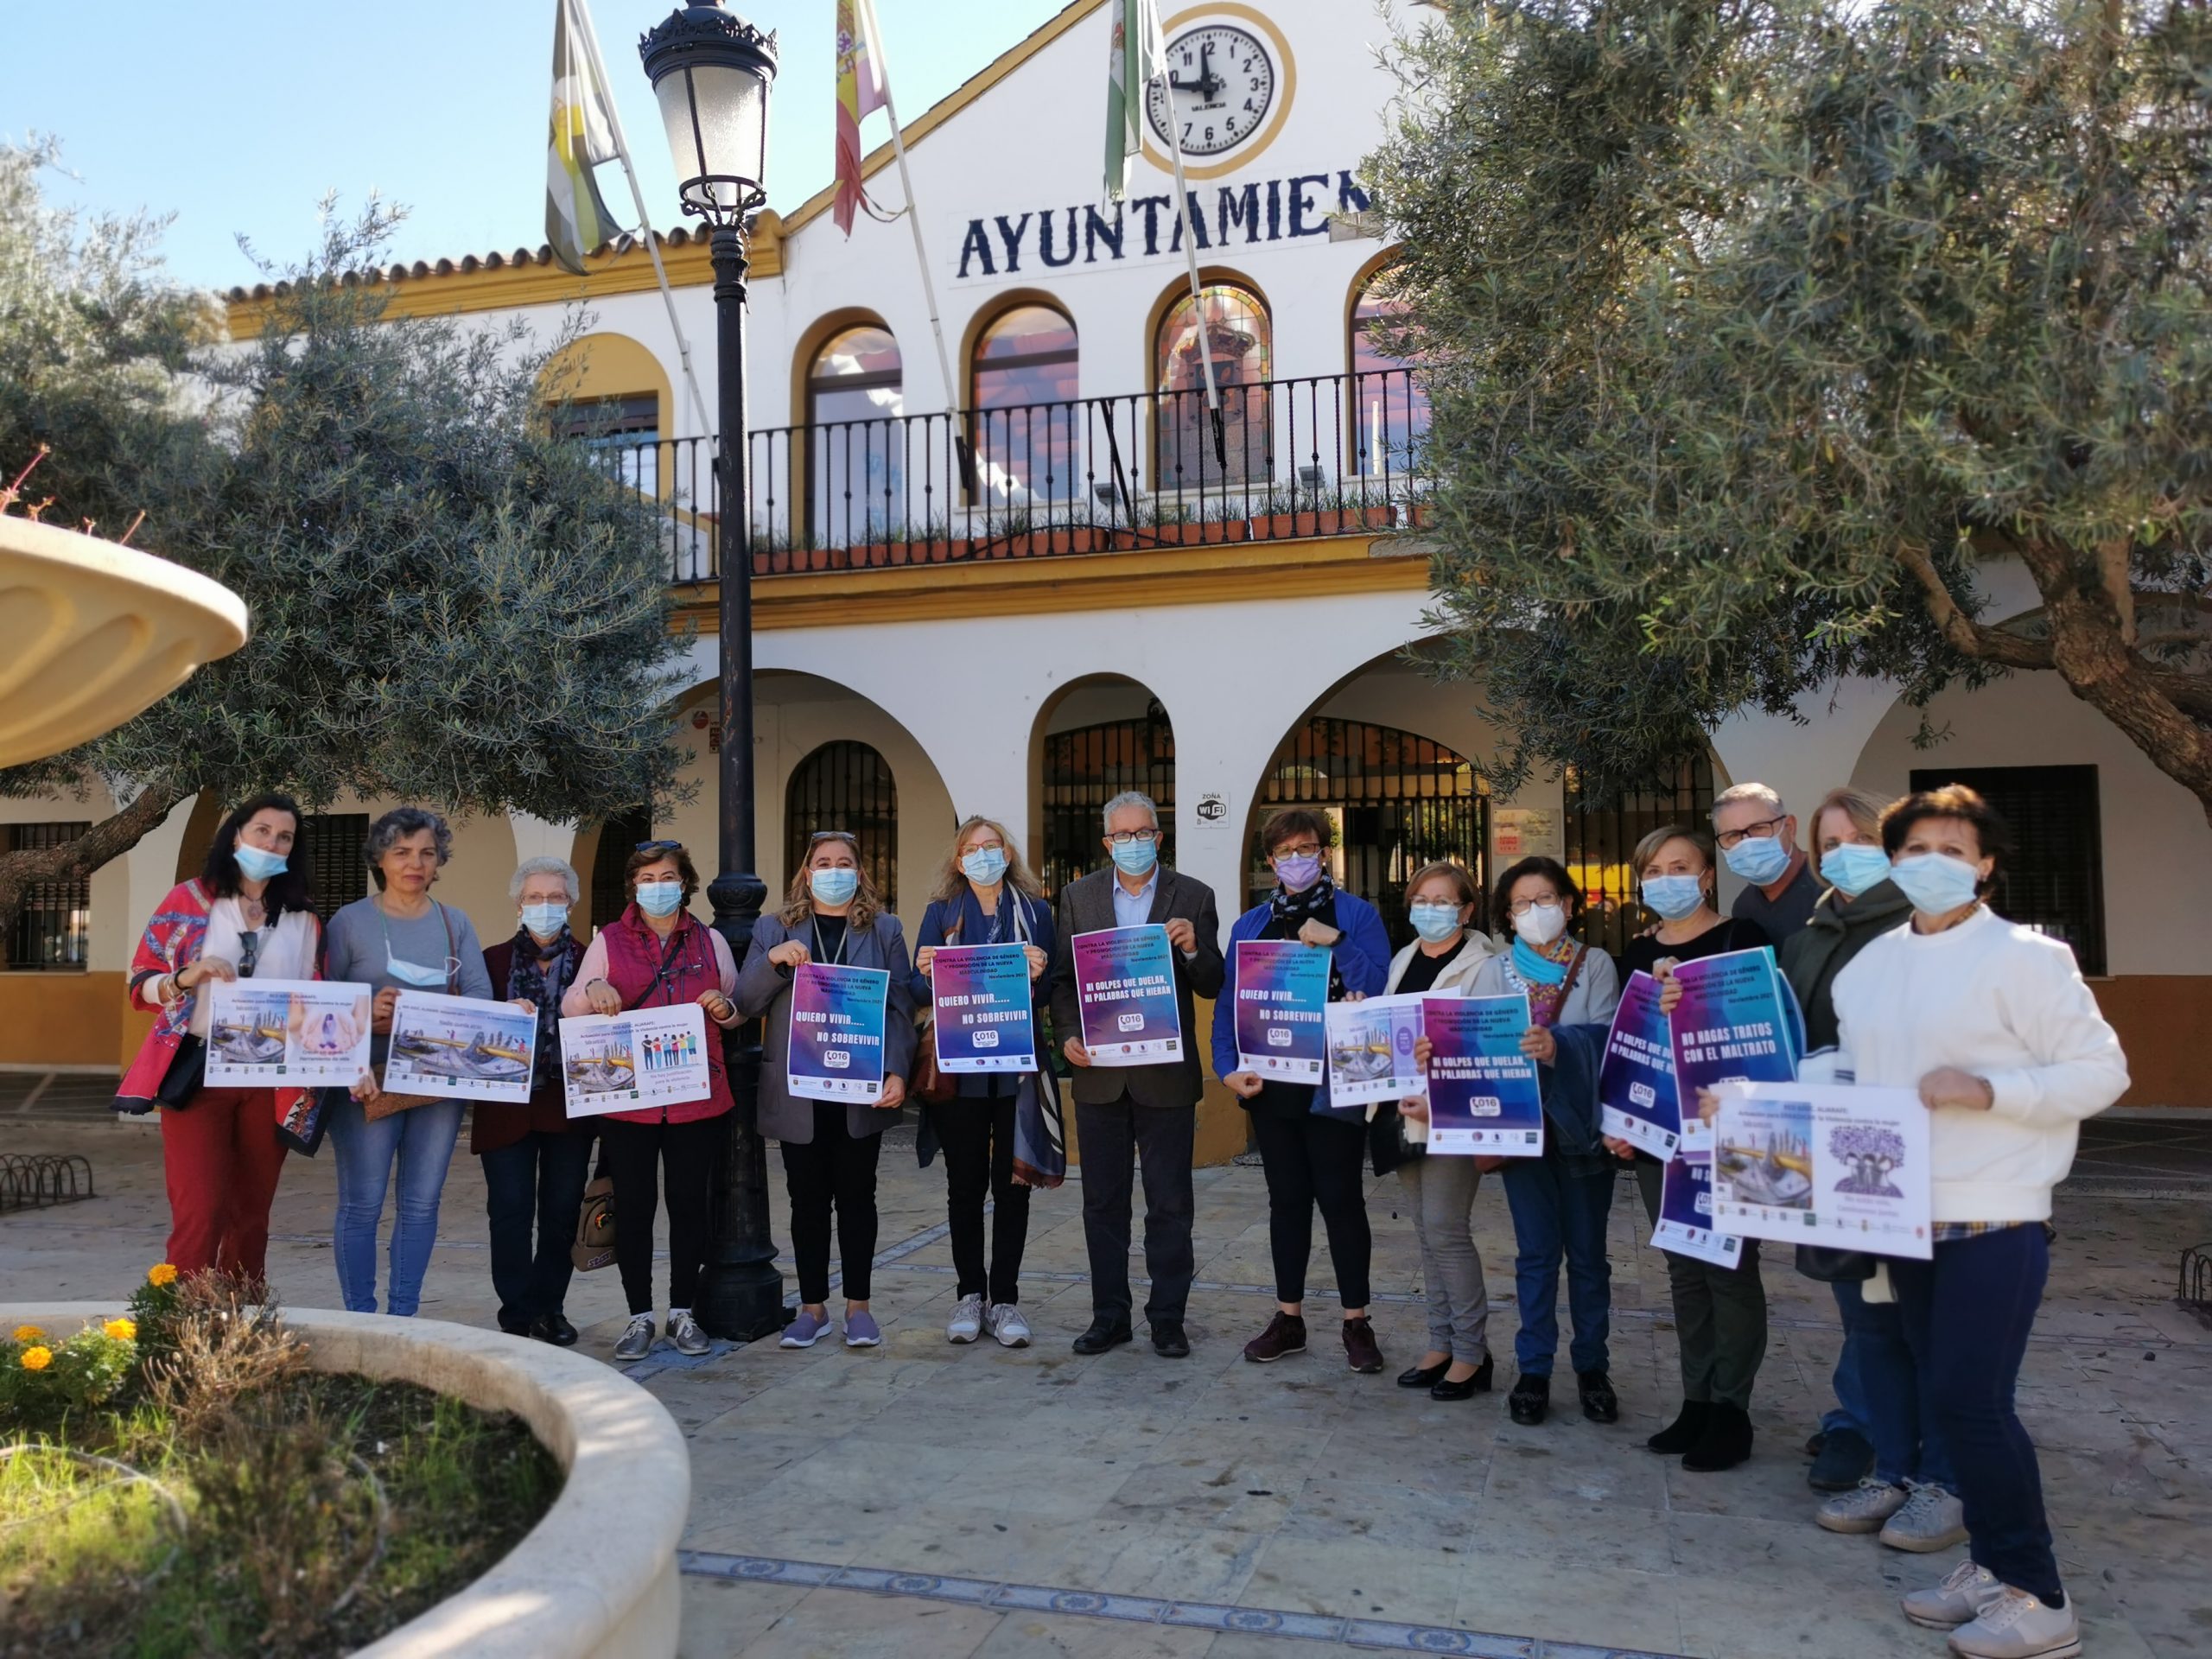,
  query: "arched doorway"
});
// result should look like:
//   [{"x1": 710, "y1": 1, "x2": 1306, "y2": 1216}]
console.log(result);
[
  {"x1": 1039, "y1": 697, "x2": 1176, "y2": 895},
  {"x1": 588, "y1": 804, "x2": 653, "y2": 933},
  {"x1": 785, "y1": 741, "x2": 899, "y2": 908},
  {"x1": 1562, "y1": 754, "x2": 1717, "y2": 958}
]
